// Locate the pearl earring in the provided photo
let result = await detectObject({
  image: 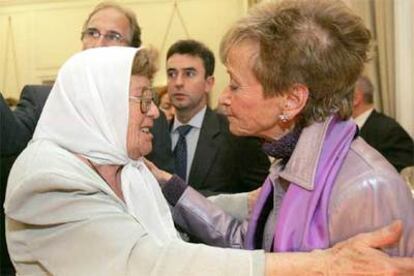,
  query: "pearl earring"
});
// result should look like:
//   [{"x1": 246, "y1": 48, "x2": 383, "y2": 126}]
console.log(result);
[{"x1": 279, "y1": 113, "x2": 289, "y2": 123}]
